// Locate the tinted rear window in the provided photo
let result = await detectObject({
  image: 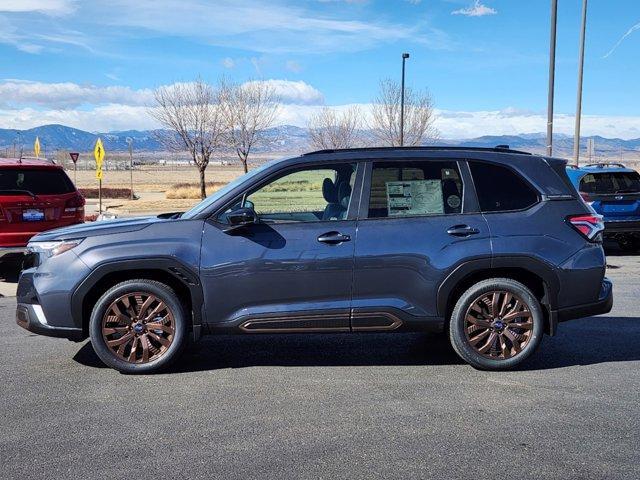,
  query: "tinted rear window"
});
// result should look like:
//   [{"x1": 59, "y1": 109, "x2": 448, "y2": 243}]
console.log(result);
[
  {"x1": 470, "y1": 162, "x2": 539, "y2": 212},
  {"x1": 579, "y1": 172, "x2": 640, "y2": 194},
  {"x1": 0, "y1": 168, "x2": 75, "y2": 195}
]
